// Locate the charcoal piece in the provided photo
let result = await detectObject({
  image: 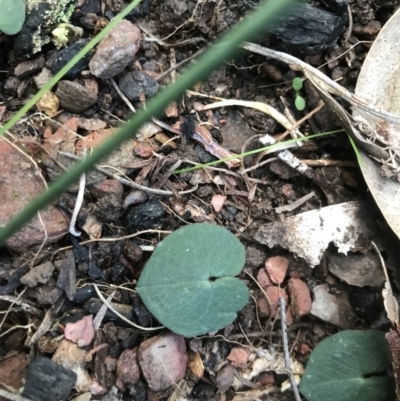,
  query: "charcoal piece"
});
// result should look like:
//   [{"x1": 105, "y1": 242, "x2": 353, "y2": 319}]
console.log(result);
[
  {"x1": 14, "y1": 2, "x2": 51, "y2": 55},
  {"x1": 109, "y1": 343, "x2": 122, "y2": 359},
  {"x1": 322, "y1": 0, "x2": 348, "y2": 13},
  {"x1": 48, "y1": 39, "x2": 93, "y2": 79},
  {"x1": 73, "y1": 285, "x2": 95, "y2": 303},
  {"x1": 111, "y1": 263, "x2": 131, "y2": 284},
  {"x1": 121, "y1": 332, "x2": 138, "y2": 349},
  {"x1": 84, "y1": 298, "x2": 135, "y2": 324},
  {"x1": 129, "y1": 381, "x2": 147, "y2": 401},
  {"x1": 0, "y1": 266, "x2": 28, "y2": 295},
  {"x1": 59, "y1": 312, "x2": 85, "y2": 327},
  {"x1": 79, "y1": 0, "x2": 101, "y2": 14},
  {"x1": 22, "y1": 357, "x2": 76, "y2": 401},
  {"x1": 119, "y1": 71, "x2": 159, "y2": 101},
  {"x1": 88, "y1": 262, "x2": 104, "y2": 280},
  {"x1": 194, "y1": 144, "x2": 218, "y2": 164},
  {"x1": 127, "y1": 0, "x2": 151, "y2": 18},
  {"x1": 269, "y1": 3, "x2": 346, "y2": 54},
  {"x1": 125, "y1": 199, "x2": 165, "y2": 232},
  {"x1": 132, "y1": 294, "x2": 151, "y2": 327}
]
